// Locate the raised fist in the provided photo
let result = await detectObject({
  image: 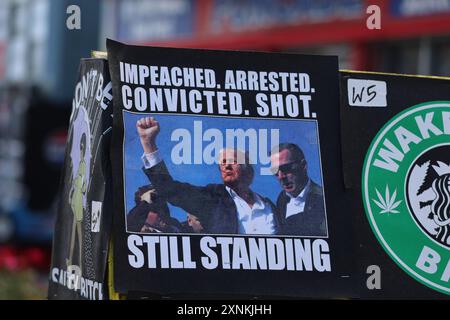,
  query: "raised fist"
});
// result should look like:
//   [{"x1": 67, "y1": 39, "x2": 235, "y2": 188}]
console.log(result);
[{"x1": 136, "y1": 117, "x2": 160, "y2": 153}]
